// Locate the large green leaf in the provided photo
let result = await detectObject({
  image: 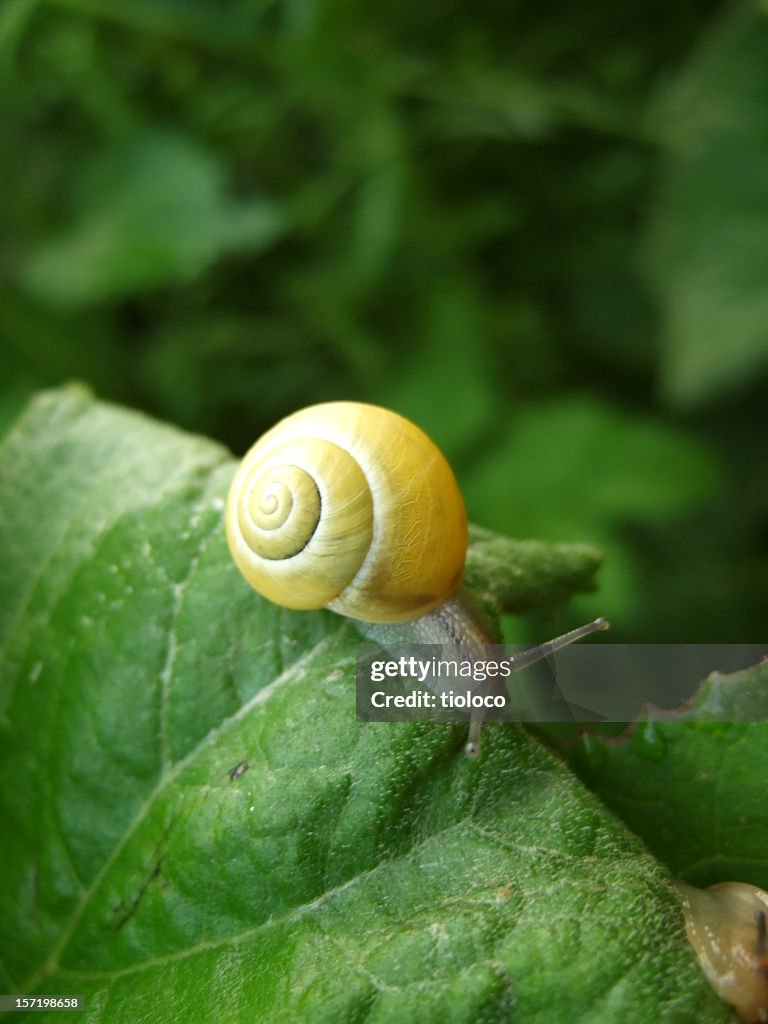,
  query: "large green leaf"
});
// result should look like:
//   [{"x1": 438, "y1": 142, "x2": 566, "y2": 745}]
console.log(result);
[
  {"x1": 0, "y1": 389, "x2": 732, "y2": 1022},
  {"x1": 460, "y1": 396, "x2": 719, "y2": 631},
  {"x1": 646, "y1": 2, "x2": 768, "y2": 406},
  {"x1": 559, "y1": 661, "x2": 768, "y2": 889},
  {"x1": 21, "y1": 133, "x2": 285, "y2": 306}
]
